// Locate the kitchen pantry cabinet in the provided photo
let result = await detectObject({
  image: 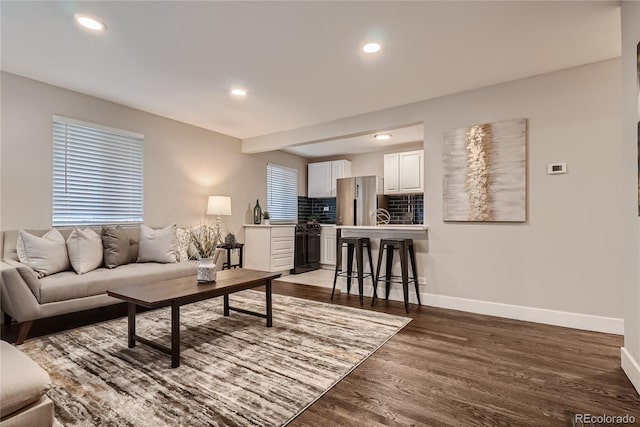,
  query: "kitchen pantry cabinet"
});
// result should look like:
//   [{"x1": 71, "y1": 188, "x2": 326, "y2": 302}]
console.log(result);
[
  {"x1": 383, "y1": 150, "x2": 424, "y2": 195},
  {"x1": 244, "y1": 226, "x2": 295, "y2": 272},
  {"x1": 308, "y1": 160, "x2": 351, "y2": 198},
  {"x1": 320, "y1": 225, "x2": 337, "y2": 266}
]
